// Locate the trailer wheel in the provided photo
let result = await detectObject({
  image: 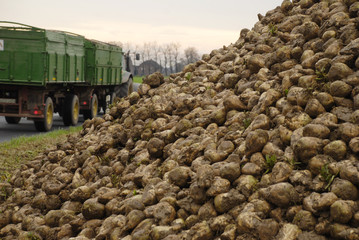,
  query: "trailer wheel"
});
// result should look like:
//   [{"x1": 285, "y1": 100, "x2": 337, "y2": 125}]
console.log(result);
[
  {"x1": 63, "y1": 94, "x2": 79, "y2": 126},
  {"x1": 83, "y1": 94, "x2": 98, "y2": 120},
  {"x1": 117, "y1": 77, "x2": 133, "y2": 98},
  {"x1": 5, "y1": 117, "x2": 21, "y2": 124},
  {"x1": 34, "y1": 97, "x2": 53, "y2": 132}
]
